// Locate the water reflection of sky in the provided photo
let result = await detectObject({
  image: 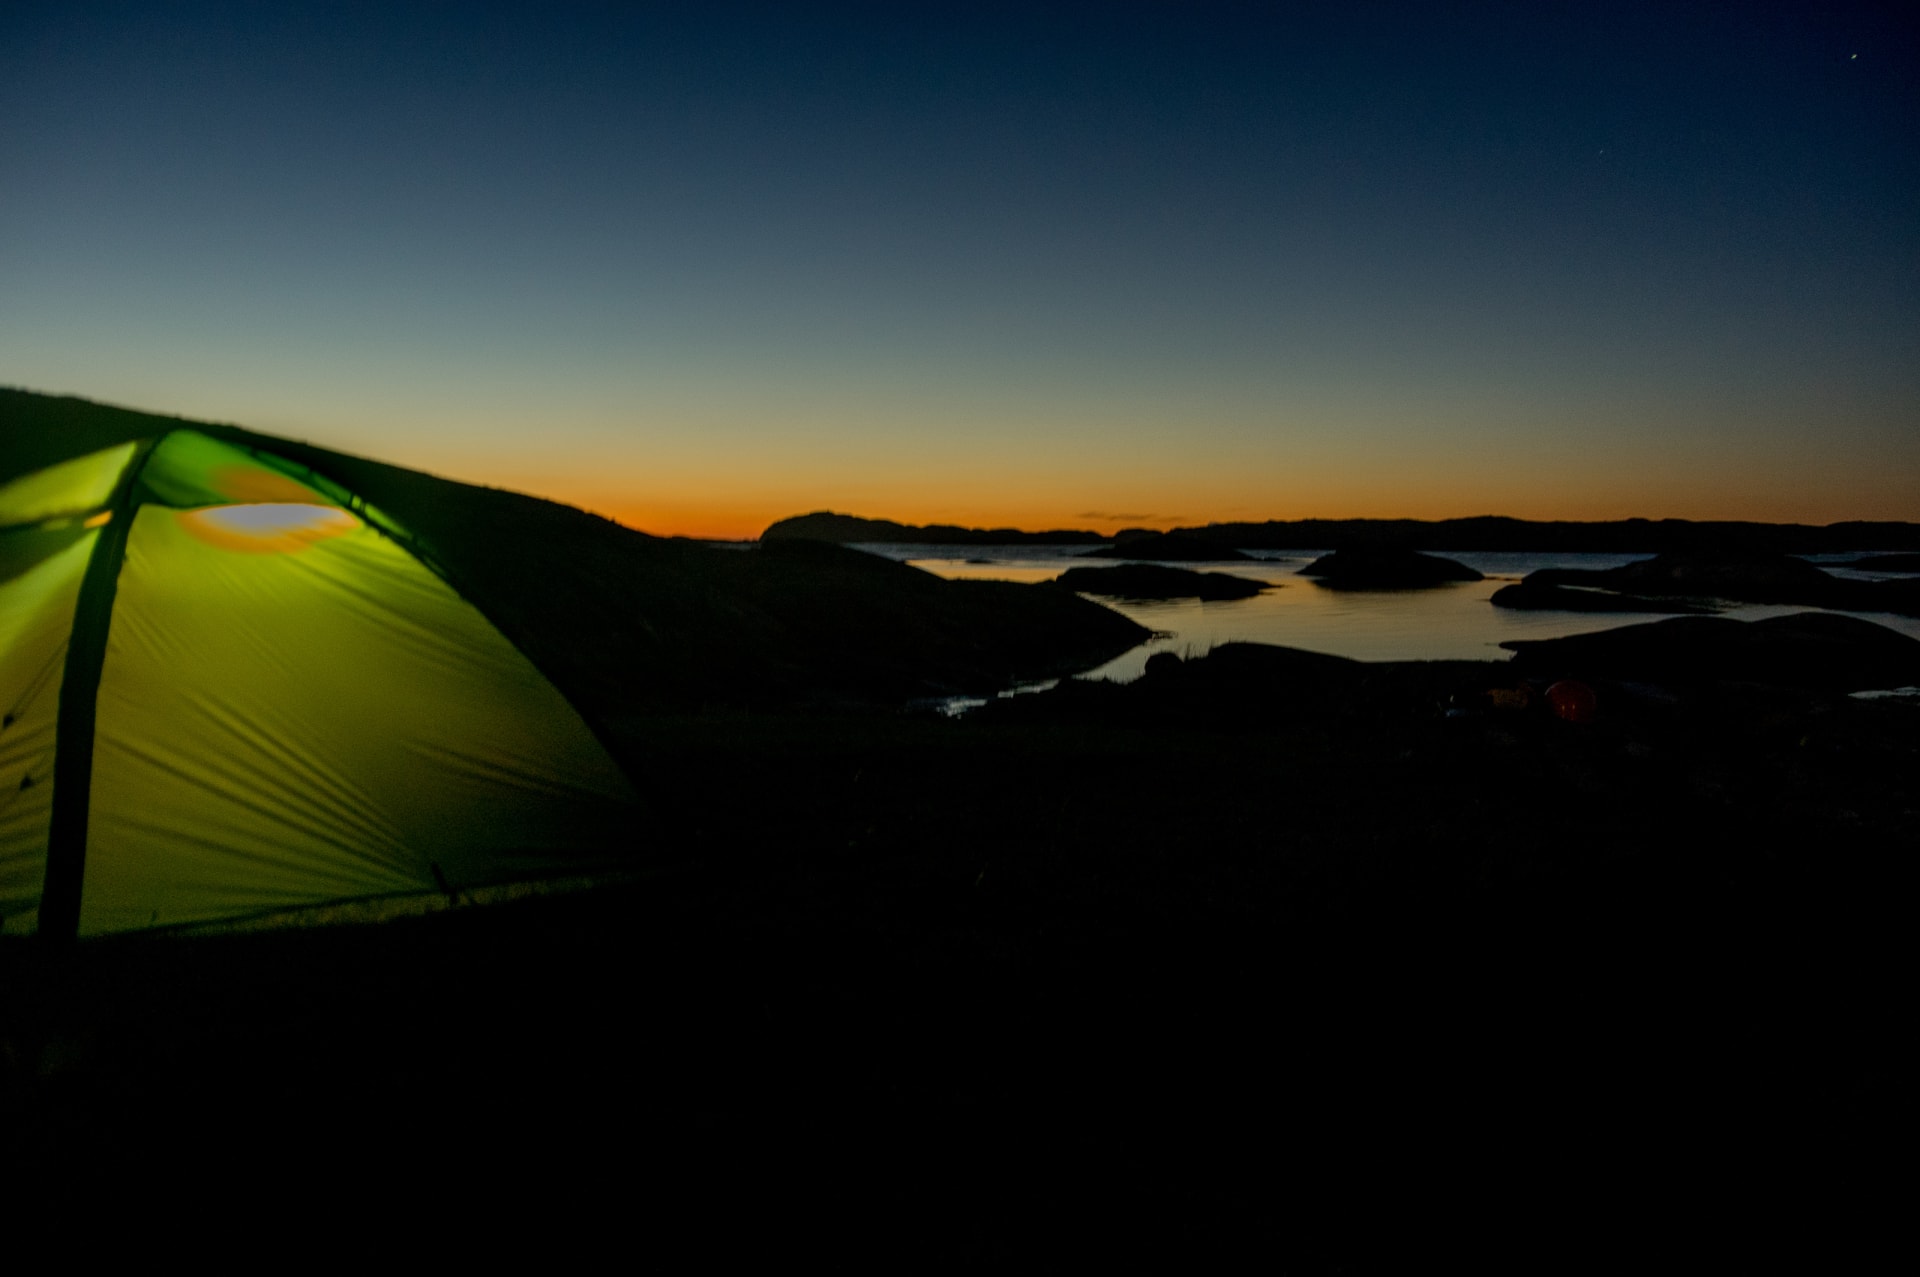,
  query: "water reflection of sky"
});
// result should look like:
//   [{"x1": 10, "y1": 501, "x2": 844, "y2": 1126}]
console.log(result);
[{"x1": 875, "y1": 545, "x2": 1920, "y2": 683}]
